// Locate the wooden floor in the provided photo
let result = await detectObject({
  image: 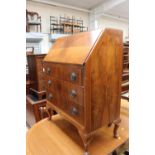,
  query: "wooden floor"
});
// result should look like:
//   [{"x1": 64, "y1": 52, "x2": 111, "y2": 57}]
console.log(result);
[{"x1": 27, "y1": 99, "x2": 128, "y2": 155}]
